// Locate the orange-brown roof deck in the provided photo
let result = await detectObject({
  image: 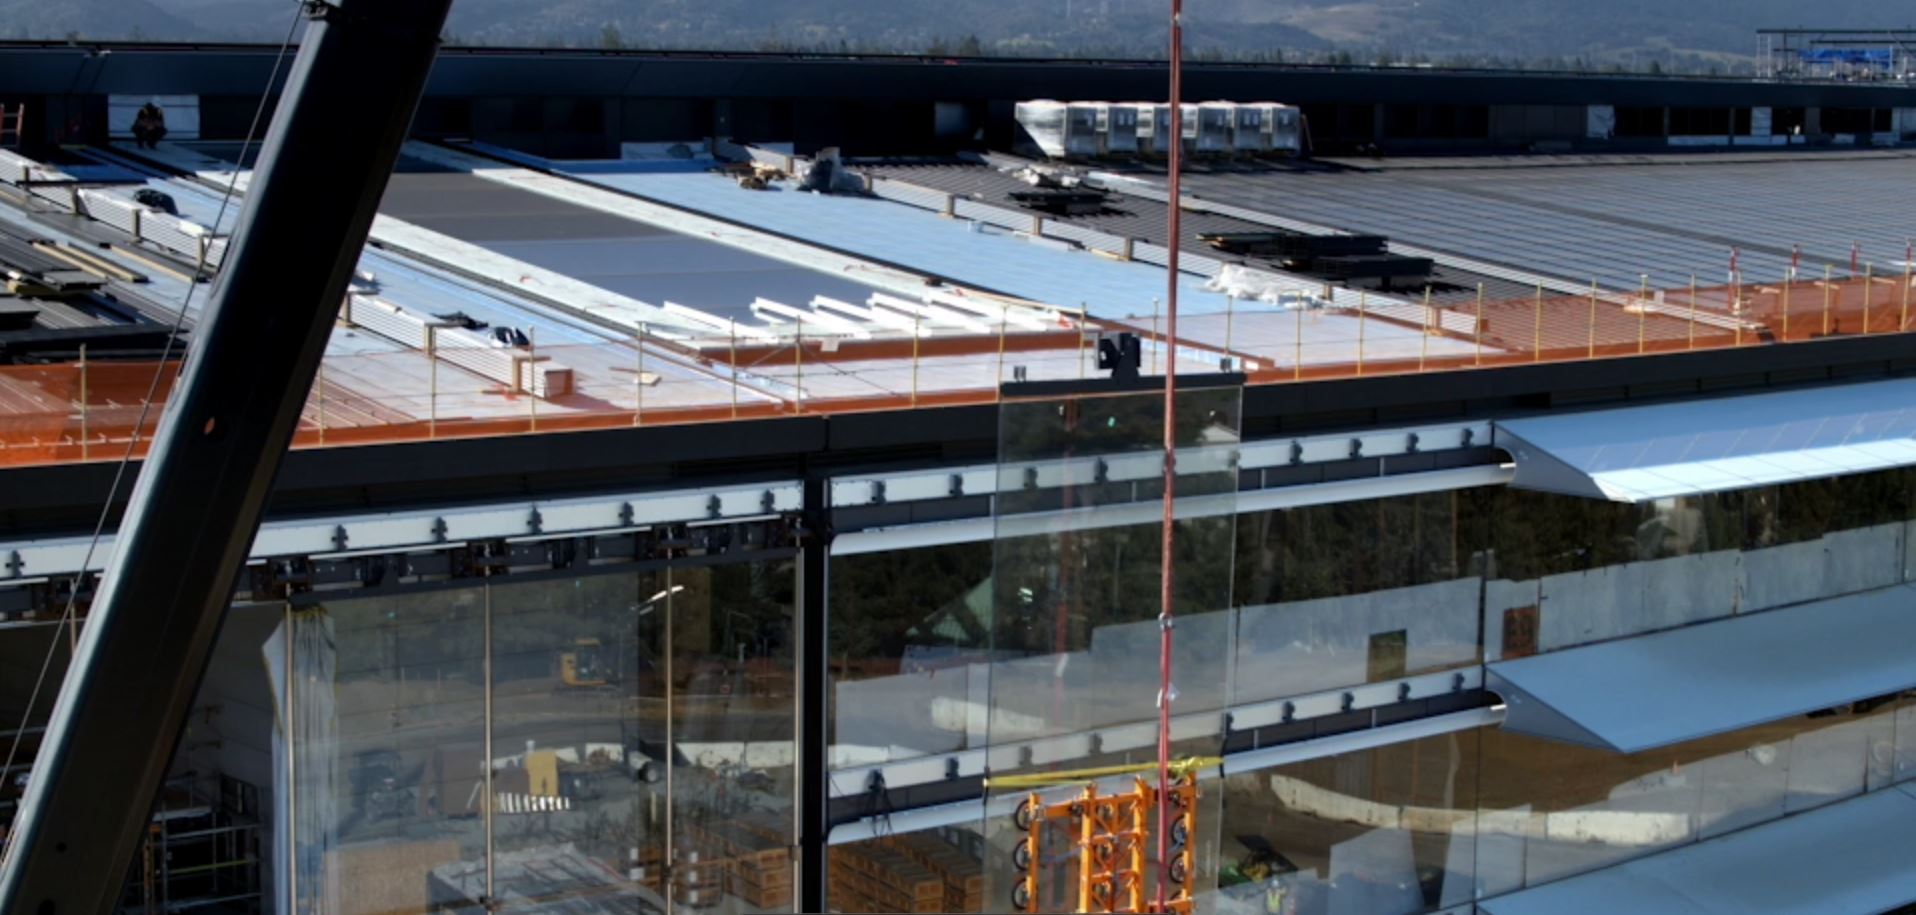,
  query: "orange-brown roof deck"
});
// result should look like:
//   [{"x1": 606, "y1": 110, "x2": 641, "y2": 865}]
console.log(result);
[{"x1": 0, "y1": 272, "x2": 1907, "y2": 470}]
